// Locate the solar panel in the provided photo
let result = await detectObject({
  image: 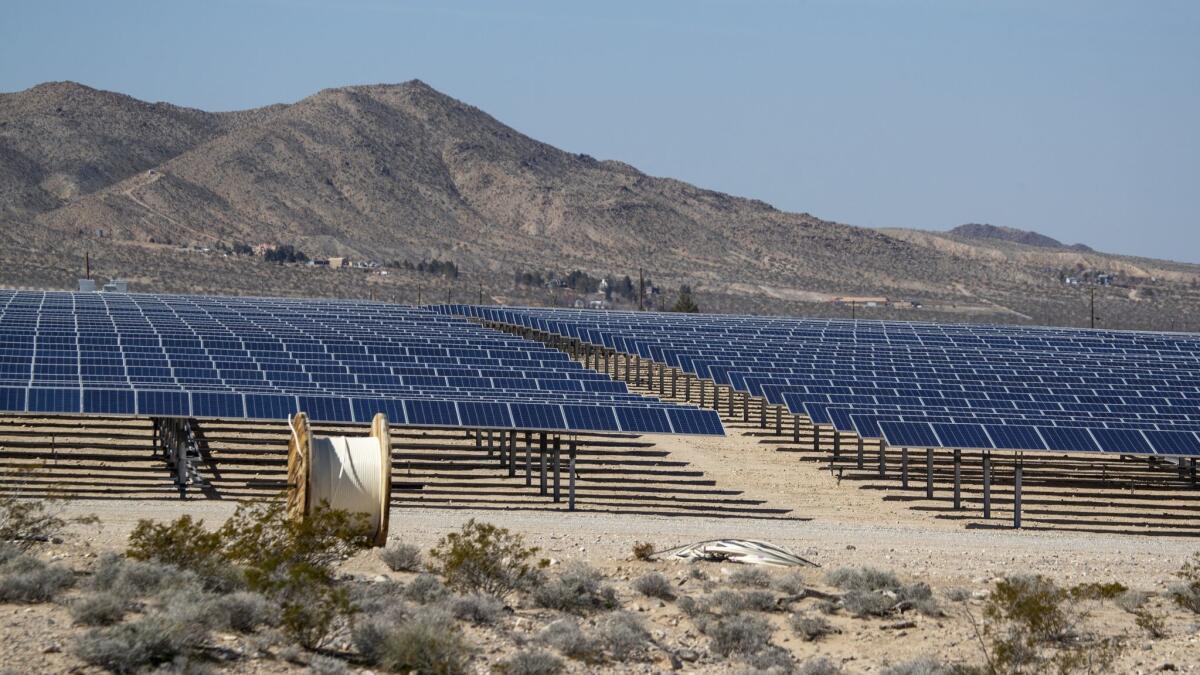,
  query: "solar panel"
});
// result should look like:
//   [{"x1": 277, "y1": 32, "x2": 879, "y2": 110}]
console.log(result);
[{"x1": 880, "y1": 421, "x2": 939, "y2": 447}]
